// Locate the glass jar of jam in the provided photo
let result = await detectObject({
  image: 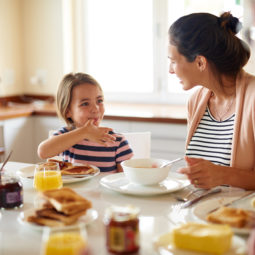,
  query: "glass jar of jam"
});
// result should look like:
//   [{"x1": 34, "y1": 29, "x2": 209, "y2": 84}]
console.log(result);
[
  {"x1": 104, "y1": 205, "x2": 140, "y2": 254},
  {"x1": 0, "y1": 172, "x2": 23, "y2": 209}
]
